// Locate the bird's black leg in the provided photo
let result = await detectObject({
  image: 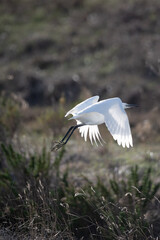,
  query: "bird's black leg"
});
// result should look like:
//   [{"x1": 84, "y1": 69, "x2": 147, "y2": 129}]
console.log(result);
[
  {"x1": 51, "y1": 126, "x2": 75, "y2": 151},
  {"x1": 60, "y1": 126, "x2": 75, "y2": 142},
  {"x1": 51, "y1": 124, "x2": 84, "y2": 151},
  {"x1": 63, "y1": 124, "x2": 83, "y2": 144}
]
